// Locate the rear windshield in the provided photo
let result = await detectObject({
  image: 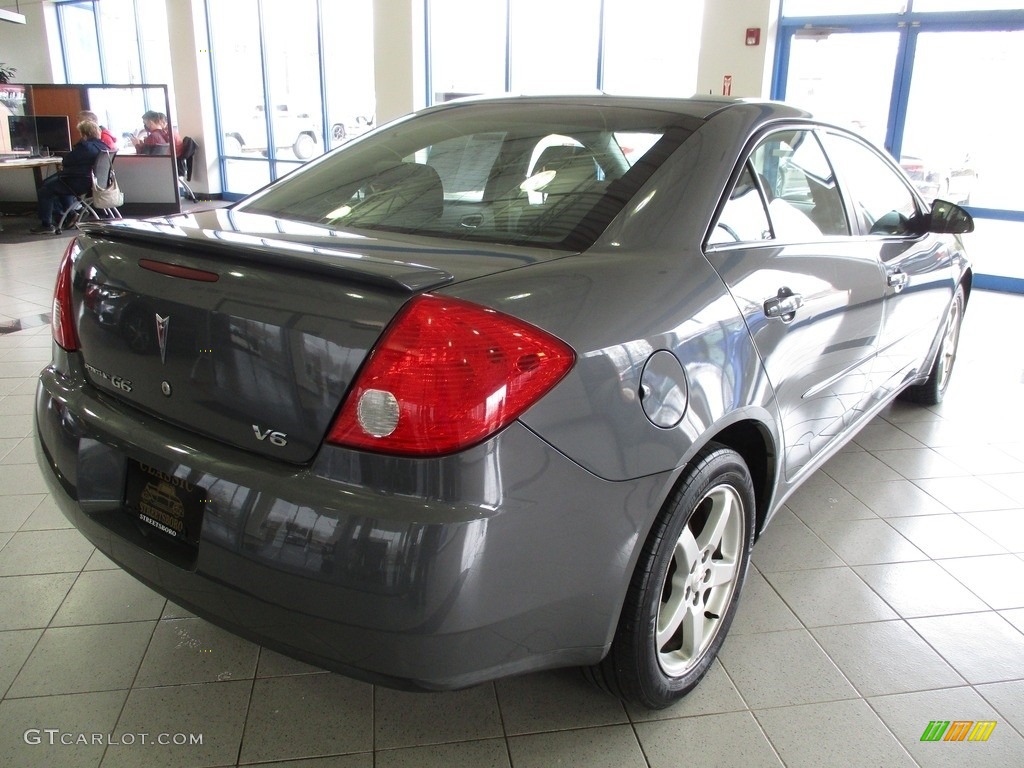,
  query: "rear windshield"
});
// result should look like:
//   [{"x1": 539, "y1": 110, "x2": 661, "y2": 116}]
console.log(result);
[{"x1": 237, "y1": 102, "x2": 697, "y2": 251}]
